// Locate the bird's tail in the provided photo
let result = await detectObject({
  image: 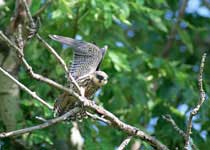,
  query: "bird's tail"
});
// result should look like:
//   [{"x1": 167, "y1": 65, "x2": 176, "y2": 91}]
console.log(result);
[{"x1": 54, "y1": 92, "x2": 77, "y2": 116}]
